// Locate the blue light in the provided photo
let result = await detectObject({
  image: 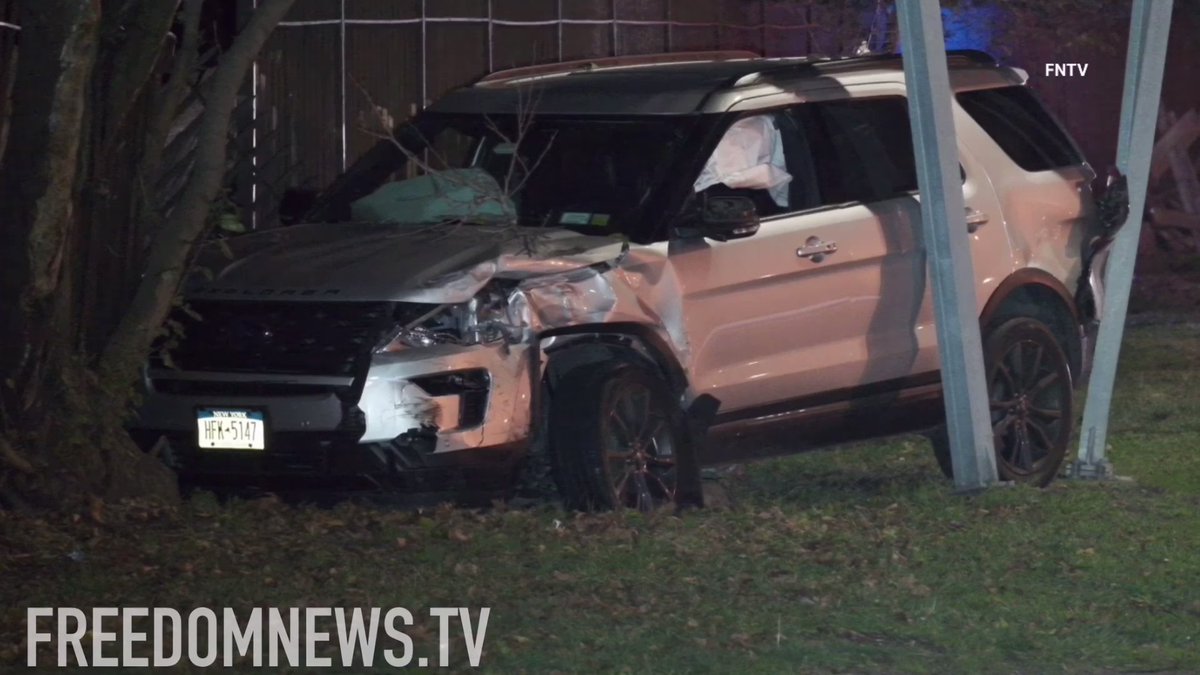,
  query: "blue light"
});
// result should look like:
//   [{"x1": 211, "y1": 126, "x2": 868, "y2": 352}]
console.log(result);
[
  {"x1": 941, "y1": 3, "x2": 999, "y2": 51},
  {"x1": 892, "y1": 3, "x2": 999, "y2": 55}
]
